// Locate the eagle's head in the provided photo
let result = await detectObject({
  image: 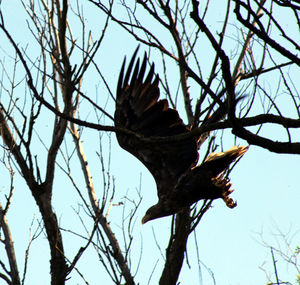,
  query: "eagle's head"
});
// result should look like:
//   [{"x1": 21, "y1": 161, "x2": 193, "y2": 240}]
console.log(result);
[
  {"x1": 141, "y1": 201, "x2": 176, "y2": 224},
  {"x1": 142, "y1": 205, "x2": 162, "y2": 224}
]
